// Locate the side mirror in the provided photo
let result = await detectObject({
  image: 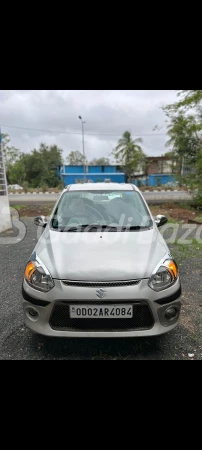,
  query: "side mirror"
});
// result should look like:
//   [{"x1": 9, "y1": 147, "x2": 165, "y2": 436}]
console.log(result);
[
  {"x1": 155, "y1": 215, "x2": 168, "y2": 228},
  {"x1": 34, "y1": 216, "x2": 48, "y2": 228}
]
